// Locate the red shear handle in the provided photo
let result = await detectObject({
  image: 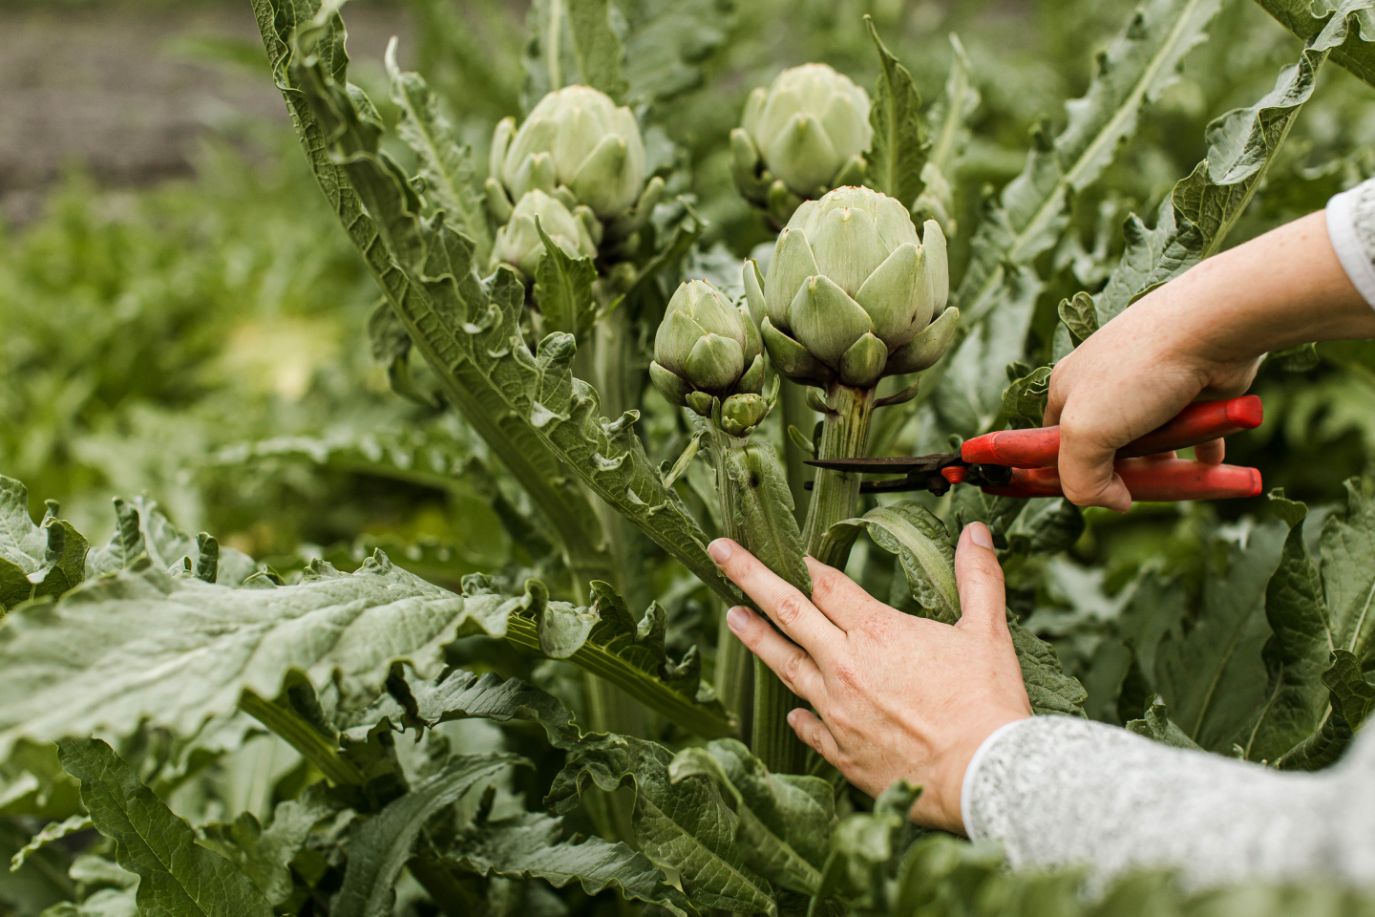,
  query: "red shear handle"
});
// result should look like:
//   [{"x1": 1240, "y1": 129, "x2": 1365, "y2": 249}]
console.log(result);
[
  {"x1": 961, "y1": 395, "x2": 1264, "y2": 468},
  {"x1": 982, "y1": 459, "x2": 1263, "y2": 501}
]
